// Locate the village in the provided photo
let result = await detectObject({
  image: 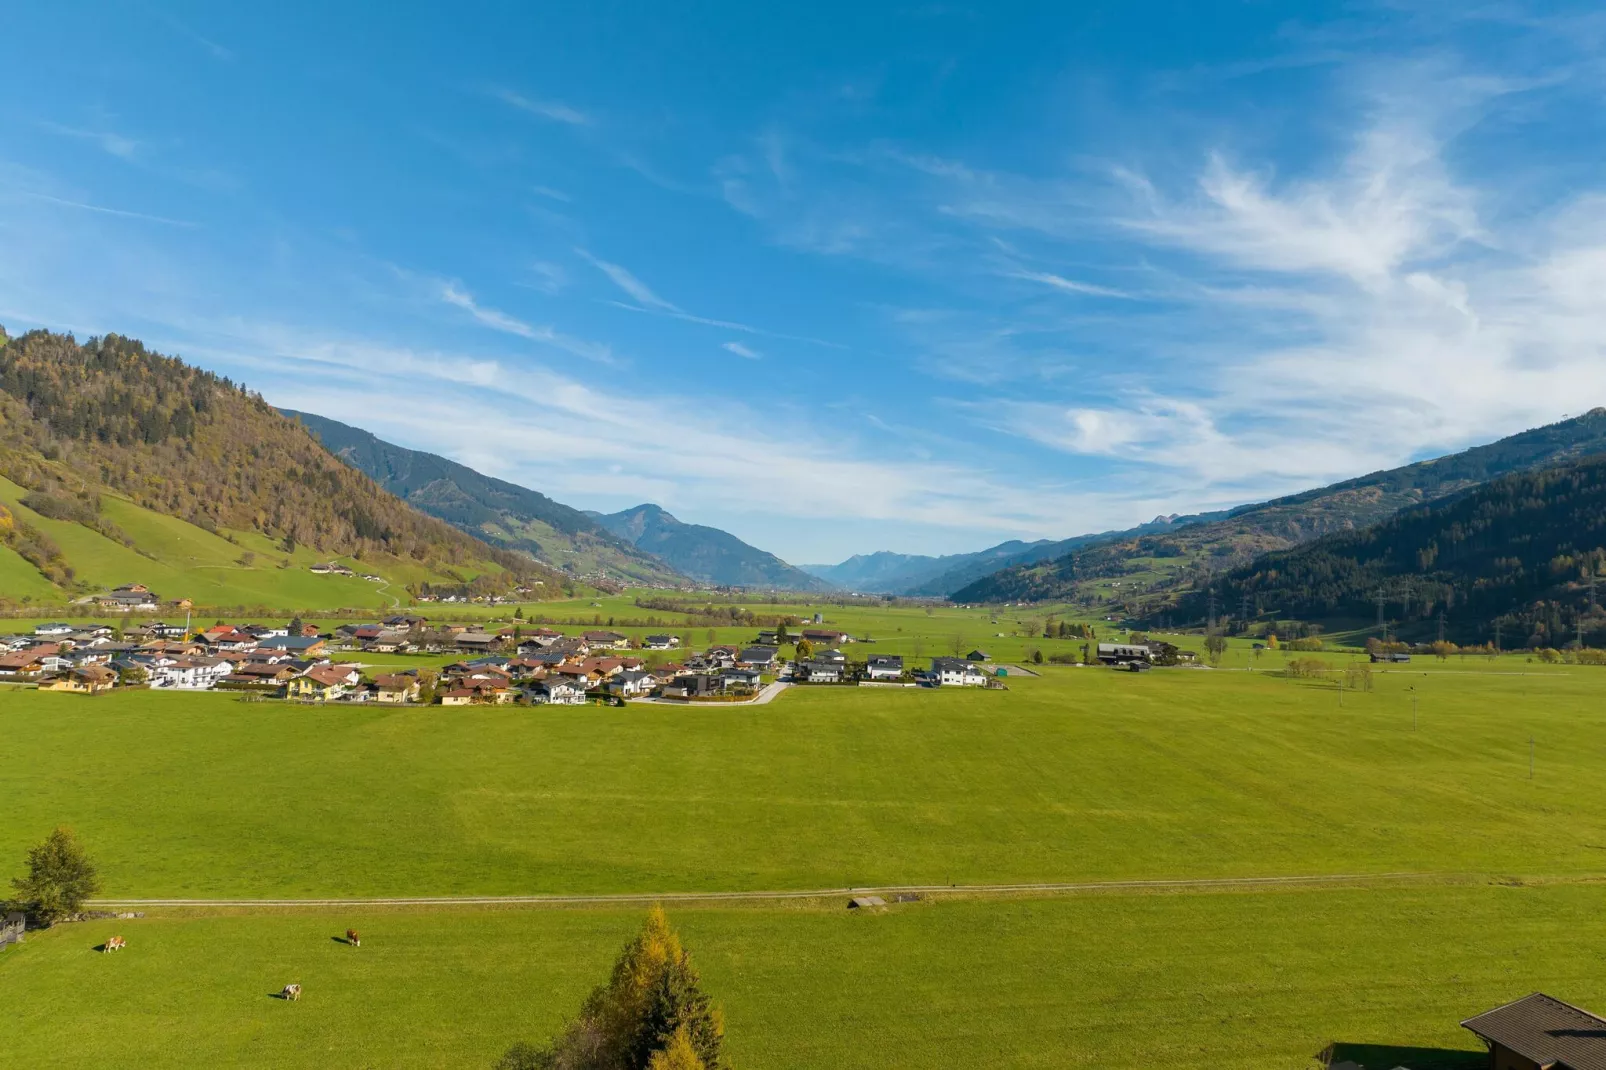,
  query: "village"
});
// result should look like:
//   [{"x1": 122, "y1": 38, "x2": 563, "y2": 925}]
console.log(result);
[{"x1": 0, "y1": 597, "x2": 1012, "y2": 705}]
